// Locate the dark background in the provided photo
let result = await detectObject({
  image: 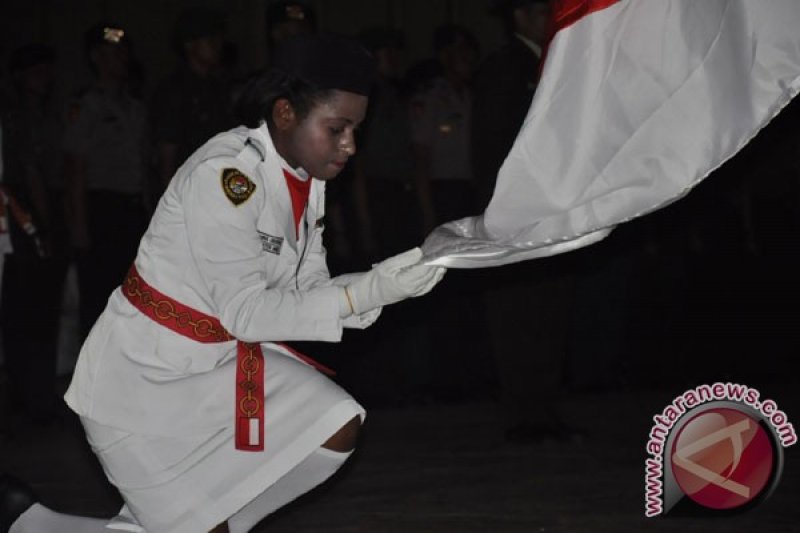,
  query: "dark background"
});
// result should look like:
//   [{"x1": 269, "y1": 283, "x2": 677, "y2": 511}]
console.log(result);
[{"x1": 0, "y1": 0, "x2": 507, "y2": 102}]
